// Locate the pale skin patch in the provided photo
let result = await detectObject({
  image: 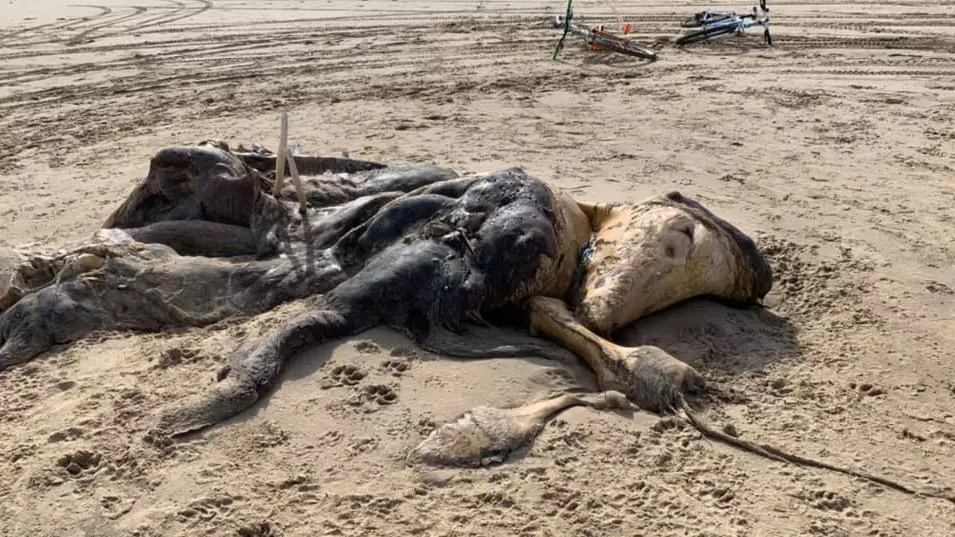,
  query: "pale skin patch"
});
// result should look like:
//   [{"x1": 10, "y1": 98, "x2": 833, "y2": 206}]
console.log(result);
[
  {"x1": 573, "y1": 199, "x2": 744, "y2": 335},
  {"x1": 408, "y1": 390, "x2": 632, "y2": 468},
  {"x1": 527, "y1": 296, "x2": 704, "y2": 411}
]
